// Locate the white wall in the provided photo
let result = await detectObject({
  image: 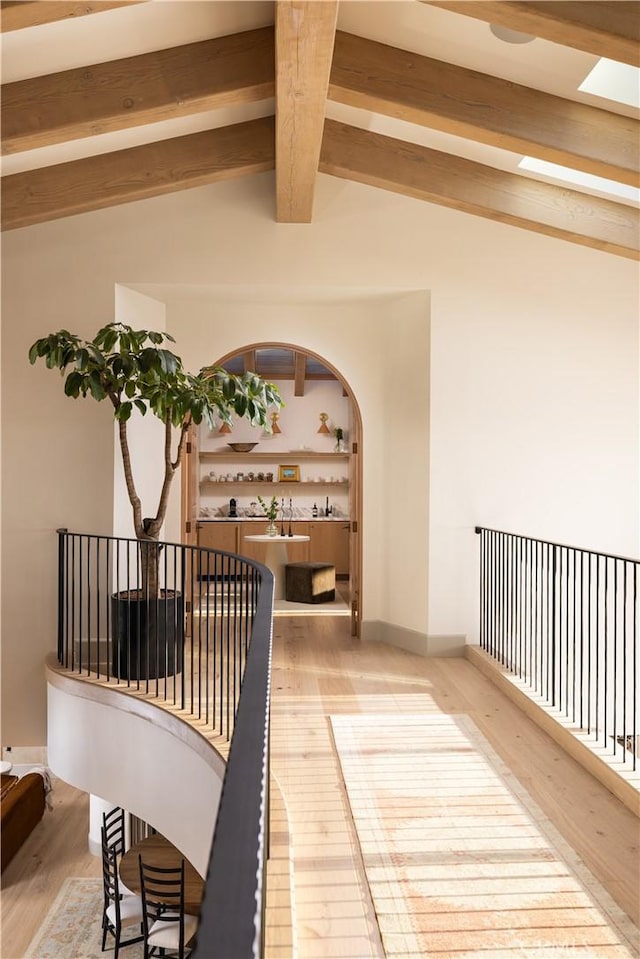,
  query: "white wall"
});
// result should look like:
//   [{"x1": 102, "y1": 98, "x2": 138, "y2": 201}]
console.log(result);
[
  {"x1": 2, "y1": 171, "x2": 638, "y2": 743},
  {"x1": 160, "y1": 290, "x2": 430, "y2": 629},
  {"x1": 1, "y1": 264, "x2": 118, "y2": 744},
  {"x1": 427, "y1": 271, "x2": 640, "y2": 638}
]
